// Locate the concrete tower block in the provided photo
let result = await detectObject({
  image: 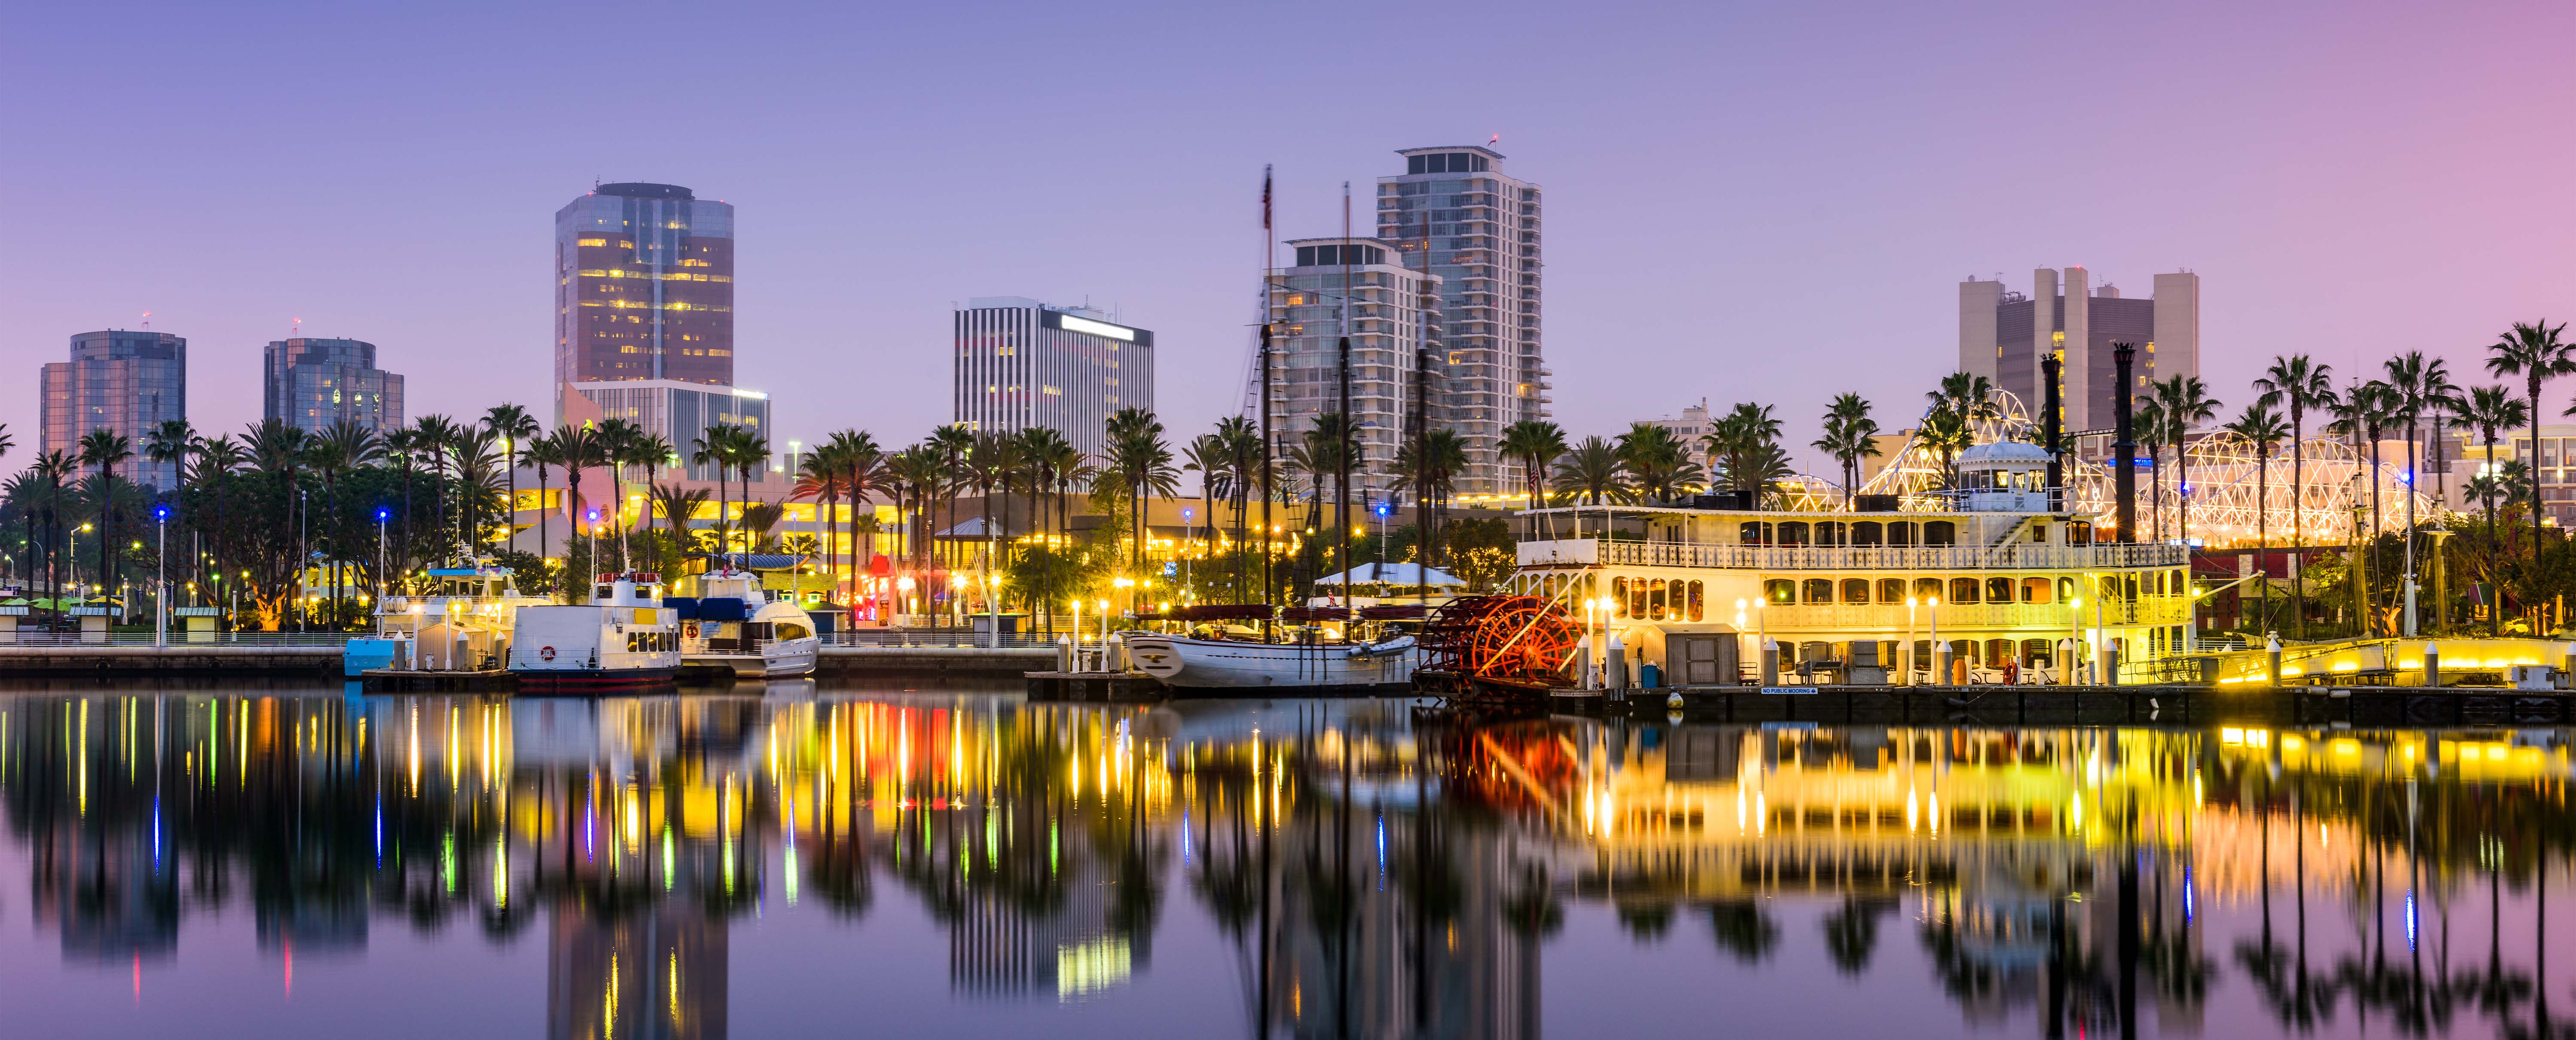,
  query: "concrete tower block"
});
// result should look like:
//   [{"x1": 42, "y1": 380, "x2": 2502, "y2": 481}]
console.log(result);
[
  {"x1": 1959, "y1": 279, "x2": 2003, "y2": 381},
  {"x1": 2065, "y1": 266, "x2": 2091, "y2": 434},
  {"x1": 2153, "y1": 271, "x2": 2200, "y2": 386},
  {"x1": 2031, "y1": 268, "x2": 2059, "y2": 408}
]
